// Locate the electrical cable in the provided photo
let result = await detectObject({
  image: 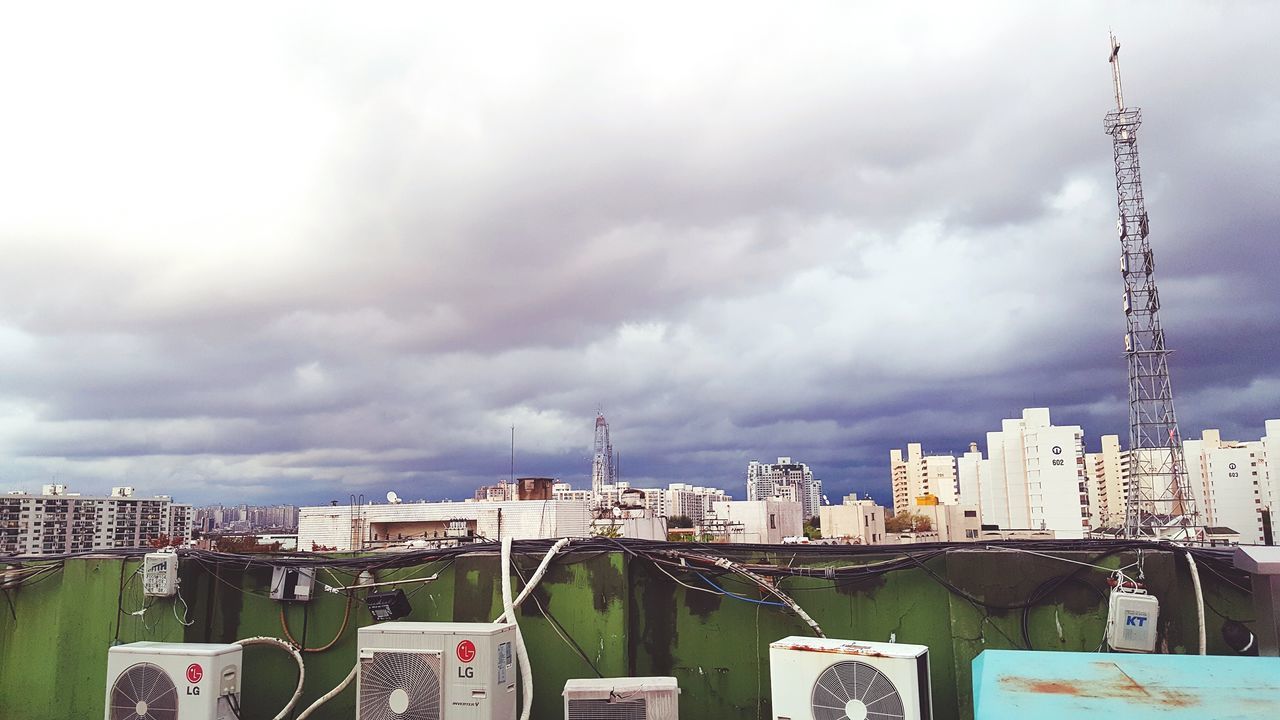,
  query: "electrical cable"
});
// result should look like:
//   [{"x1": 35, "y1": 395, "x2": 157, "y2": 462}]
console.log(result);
[
  {"x1": 295, "y1": 662, "x2": 357, "y2": 720},
  {"x1": 233, "y1": 636, "x2": 305, "y2": 720},
  {"x1": 173, "y1": 585, "x2": 196, "y2": 627},
  {"x1": 495, "y1": 537, "x2": 570, "y2": 623},
  {"x1": 510, "y1": 561, "x2": 603, "y2": 678},
  {"x1": 1185, "y1": 550, "x2": 1207, "y2": 655},
  {"x1": 500, "y1": 536, "x2": 534, "y2": 720},
  {"x1": 695, "y1": 572, "x2": 785, "y2": 607},
  {"x1": 280, "y1": 595, "x2": 352, "y2": 653}
]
